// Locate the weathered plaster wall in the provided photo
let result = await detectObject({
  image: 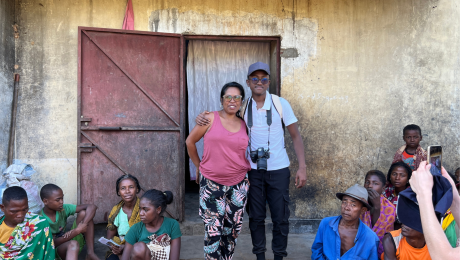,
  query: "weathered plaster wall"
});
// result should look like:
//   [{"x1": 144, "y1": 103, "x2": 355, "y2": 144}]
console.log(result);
[
  {"x1": 14, "y1": 0, "x2": 460, "y2": 217},
  {"x1": 0, "y1": 0, "x2": 15, "y2": 172}
]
